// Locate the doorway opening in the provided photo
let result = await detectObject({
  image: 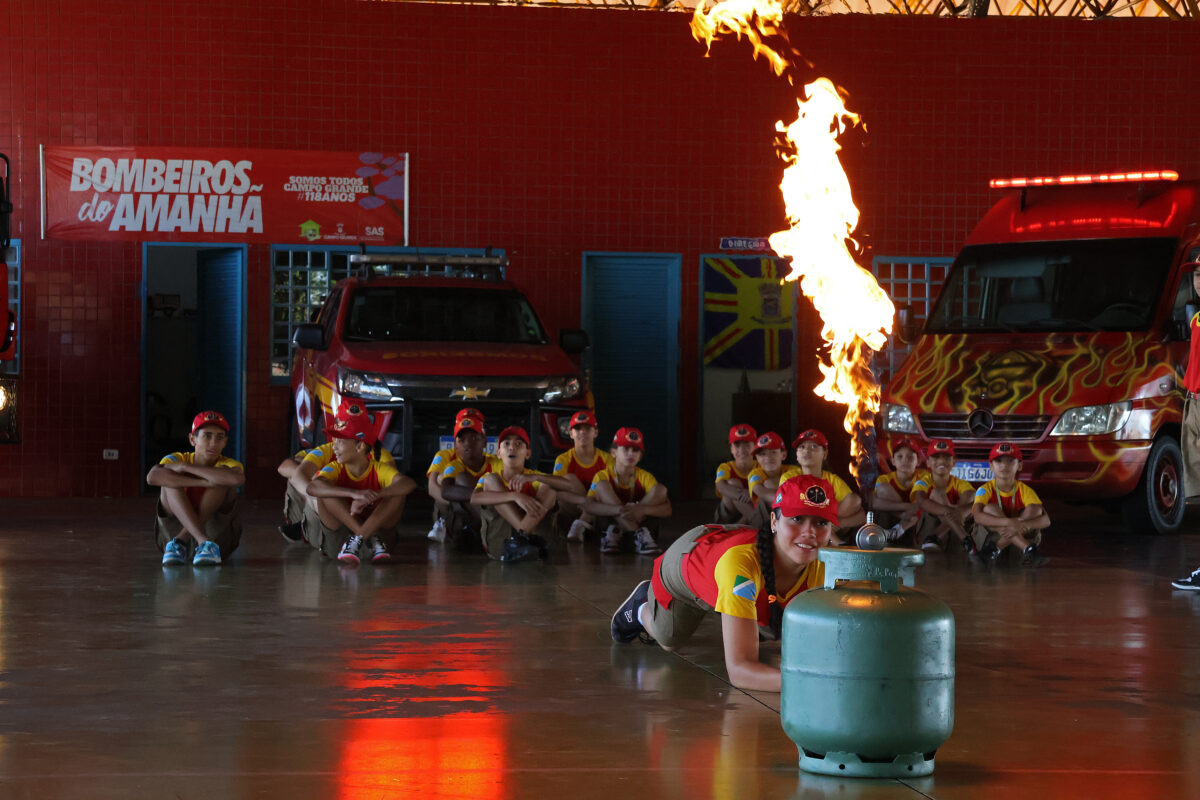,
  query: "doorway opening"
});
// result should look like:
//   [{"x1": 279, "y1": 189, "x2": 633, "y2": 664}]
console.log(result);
[{"x1": 142, "y1": 244, "x2": 247, "y2": 485}]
